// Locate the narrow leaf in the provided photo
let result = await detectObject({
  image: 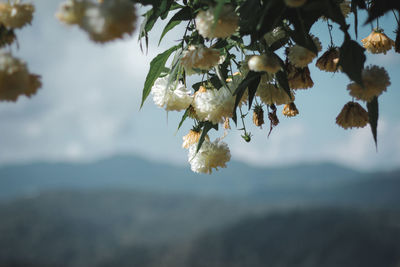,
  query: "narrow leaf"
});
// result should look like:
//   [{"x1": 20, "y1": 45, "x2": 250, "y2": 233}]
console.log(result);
[
  {"x1": 177, "y1": 108, "x2": 189, "y2": 132},
  {"x1": 196, "y1": 122, "x2": 218, "y2": 153},
  {"x1": 339, "y1": 39, "x2": 366, "y2": 86},
  {"x1": 158, "y1": 7, "x2": 191, "y2": 45},
  {"x1": 275, "y1": 70, "x2": 292, "y2": 100},
  {"x1": 367, "y1": 97, "x2": 379, "y2": 149},
  {"x1": 140, "y1": 45, "x2": 180, "y2": 108},
  {"x1": 232, "y1": 71, "x2": 262, "y2": 124}
]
